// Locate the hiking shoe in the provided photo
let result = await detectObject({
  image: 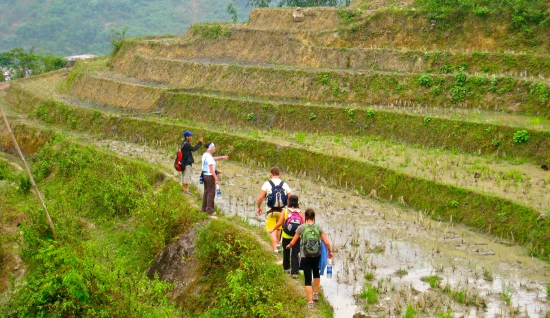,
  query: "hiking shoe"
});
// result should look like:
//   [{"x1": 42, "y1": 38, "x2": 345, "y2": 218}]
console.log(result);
[
  {"x1": 277, "y1": 245, "x2": 282, "y2": 253},
  {"x1": 307, "y1": 302, "x2": 314, "y2": 309},
  {"x1": 312, "y1": 293, "x2": 319, "y2": 301},
  {"x1": 284, "y1": 269, "x2": 291, "y2": 274},
  {"x1": 291, "y1": 274, "x2": 298, "y2": 279},
  {"x1": 273, "y1": 251, "x2": 279, "y2": 257}
]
